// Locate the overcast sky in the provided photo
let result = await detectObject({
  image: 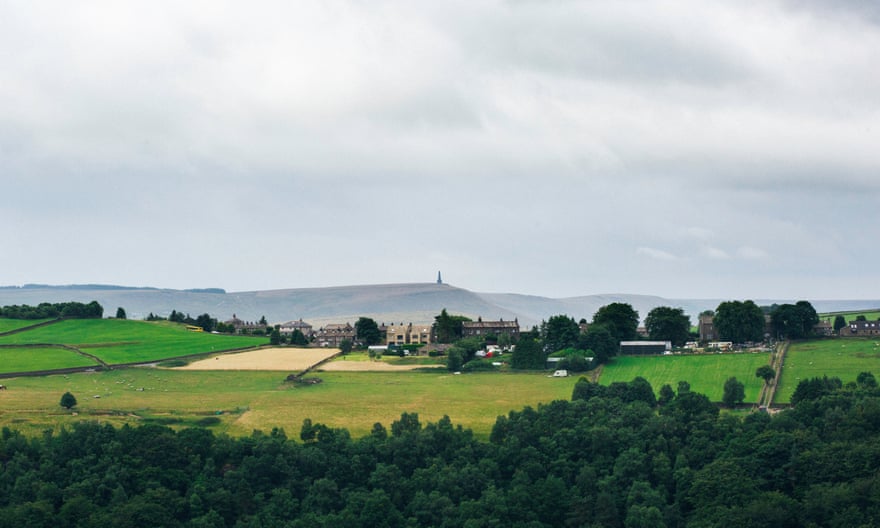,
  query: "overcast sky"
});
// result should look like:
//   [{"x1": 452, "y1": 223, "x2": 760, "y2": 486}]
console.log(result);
[{"x1": 2, "y1": 1, "x2": 878, "y2": 299}]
